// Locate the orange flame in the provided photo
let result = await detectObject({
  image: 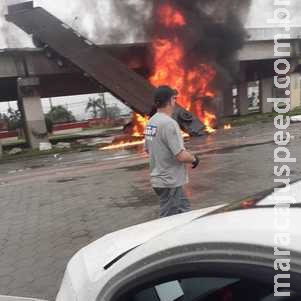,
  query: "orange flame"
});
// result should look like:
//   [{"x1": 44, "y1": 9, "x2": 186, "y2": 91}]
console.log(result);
[
  {"x1": 100, "y1": 130, "x2": 189, "y2": 151},
  {"x1": 101, "y1": 139, "x2": 145, "y2": 150},
  {"x1": 224, "y1": 124, "x2": 232, "y2": 130},
  {"x1": 157, "y1": 3, "x2": 186, "y2": 28},
  {"x1": 203, "y1": 111, "x2": 217, "y2": 134},
  {"x1": 150, "y1": 2, "x2": 217, "y2": 133},
  {"x1": 131, "y1": 113, "x2": 148, "y2": 137}
]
